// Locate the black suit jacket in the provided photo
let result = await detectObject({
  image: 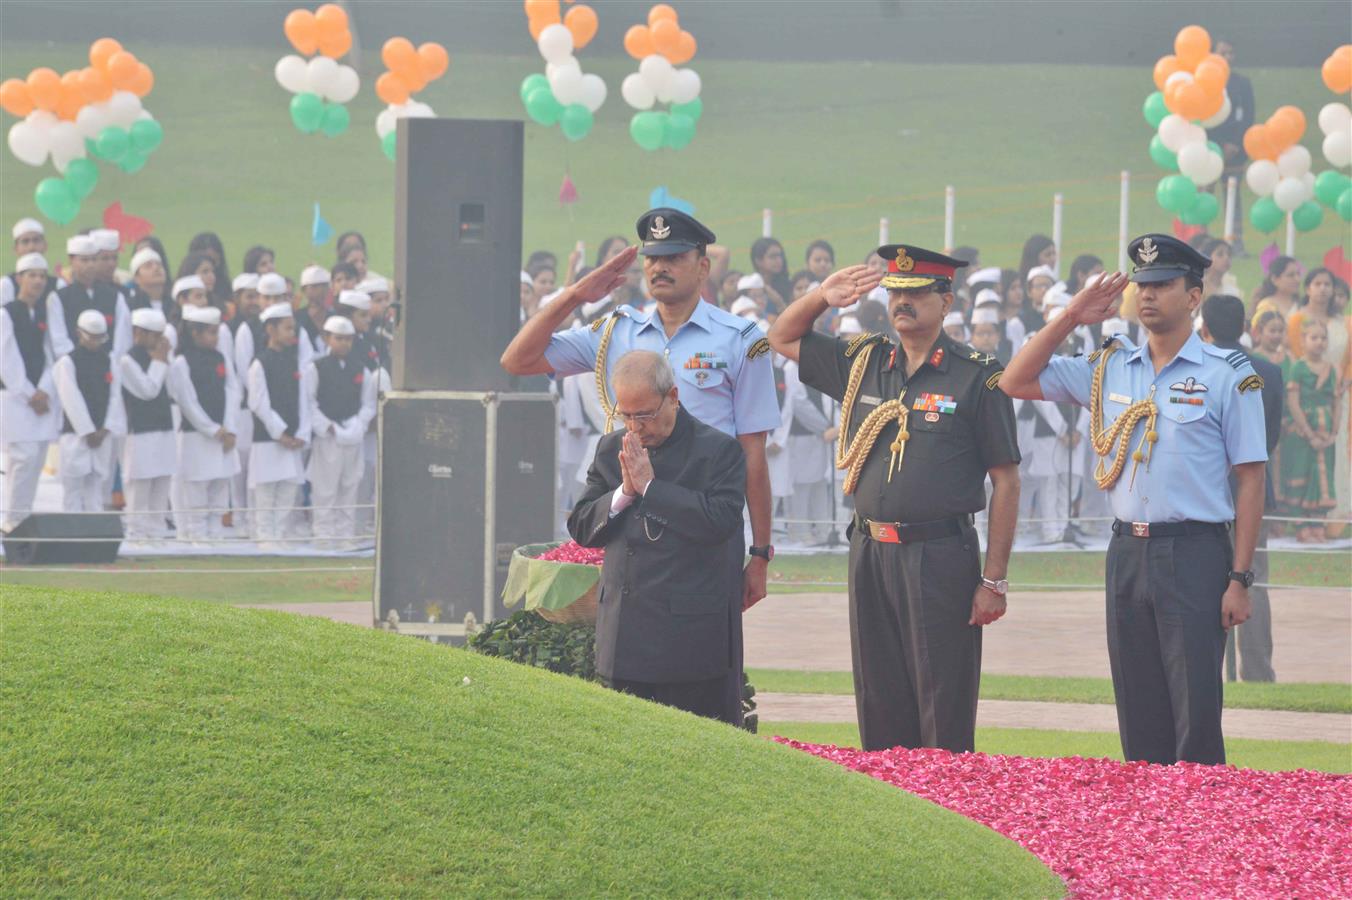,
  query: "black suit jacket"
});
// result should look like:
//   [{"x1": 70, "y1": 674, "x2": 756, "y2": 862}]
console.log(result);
[{"x1": 567, "y1": 406, "x2": 746, "y2": 683}]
